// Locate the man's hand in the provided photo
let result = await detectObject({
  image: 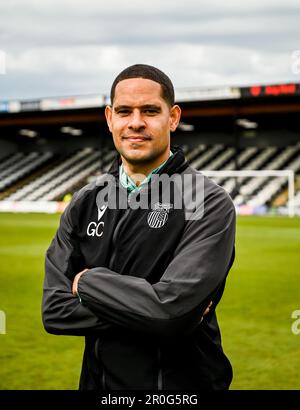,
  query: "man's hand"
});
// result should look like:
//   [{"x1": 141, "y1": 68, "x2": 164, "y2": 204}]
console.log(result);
[
  {"x1": 200, "y1": 301, "x2": 213, "y2": 322},
  {"x1": 72, "y1": 268, "x2": 89, "y2": 296},
  {"x1": 204, "y1": 301, "x2": 213, "y2": 316}
]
